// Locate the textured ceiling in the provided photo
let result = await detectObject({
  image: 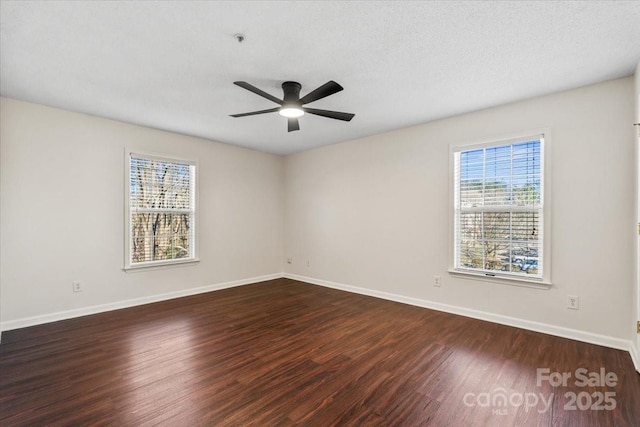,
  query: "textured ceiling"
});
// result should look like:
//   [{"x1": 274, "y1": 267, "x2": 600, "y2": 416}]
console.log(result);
[{"x1": 1, "y1": 1, "x2": 639, "y2": 155}]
